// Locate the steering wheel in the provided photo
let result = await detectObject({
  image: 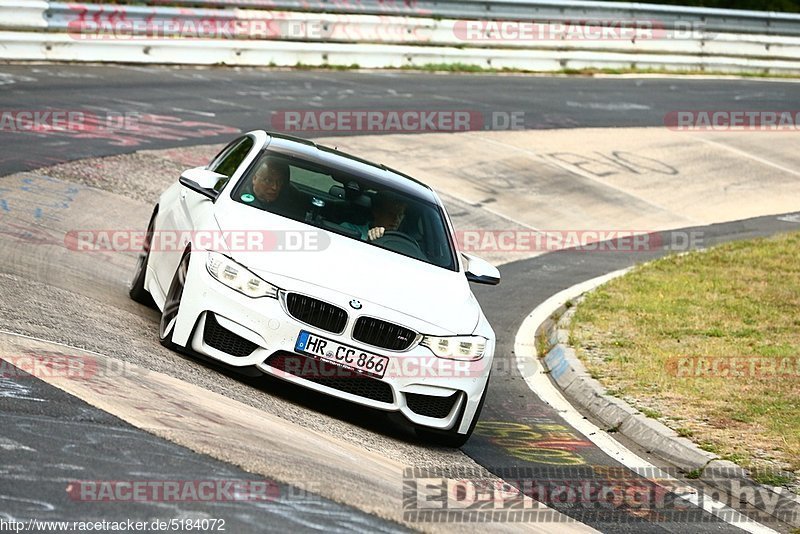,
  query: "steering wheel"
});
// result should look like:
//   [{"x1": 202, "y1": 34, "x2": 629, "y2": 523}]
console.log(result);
[
  {"x1": 379, "y1": 230, "x2": 417, "y2": 245},
  {"x1": 376, "y1": 231, "x2": 427, "y2": 260}
]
